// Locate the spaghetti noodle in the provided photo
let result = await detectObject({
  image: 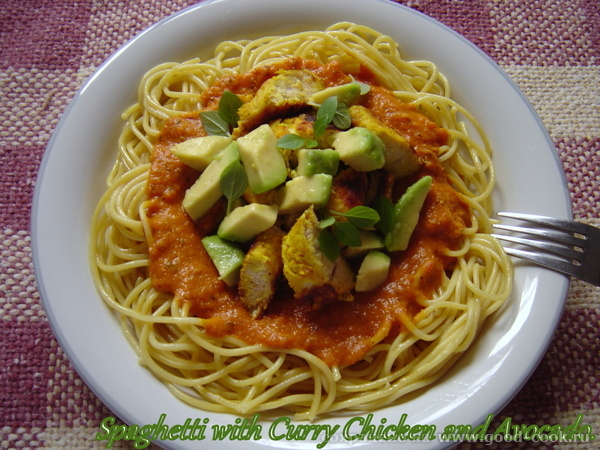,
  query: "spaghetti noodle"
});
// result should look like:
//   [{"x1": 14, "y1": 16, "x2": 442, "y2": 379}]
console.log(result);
[{"x1": 90, "y1": 22, "x2": 512, "y2": 420}]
